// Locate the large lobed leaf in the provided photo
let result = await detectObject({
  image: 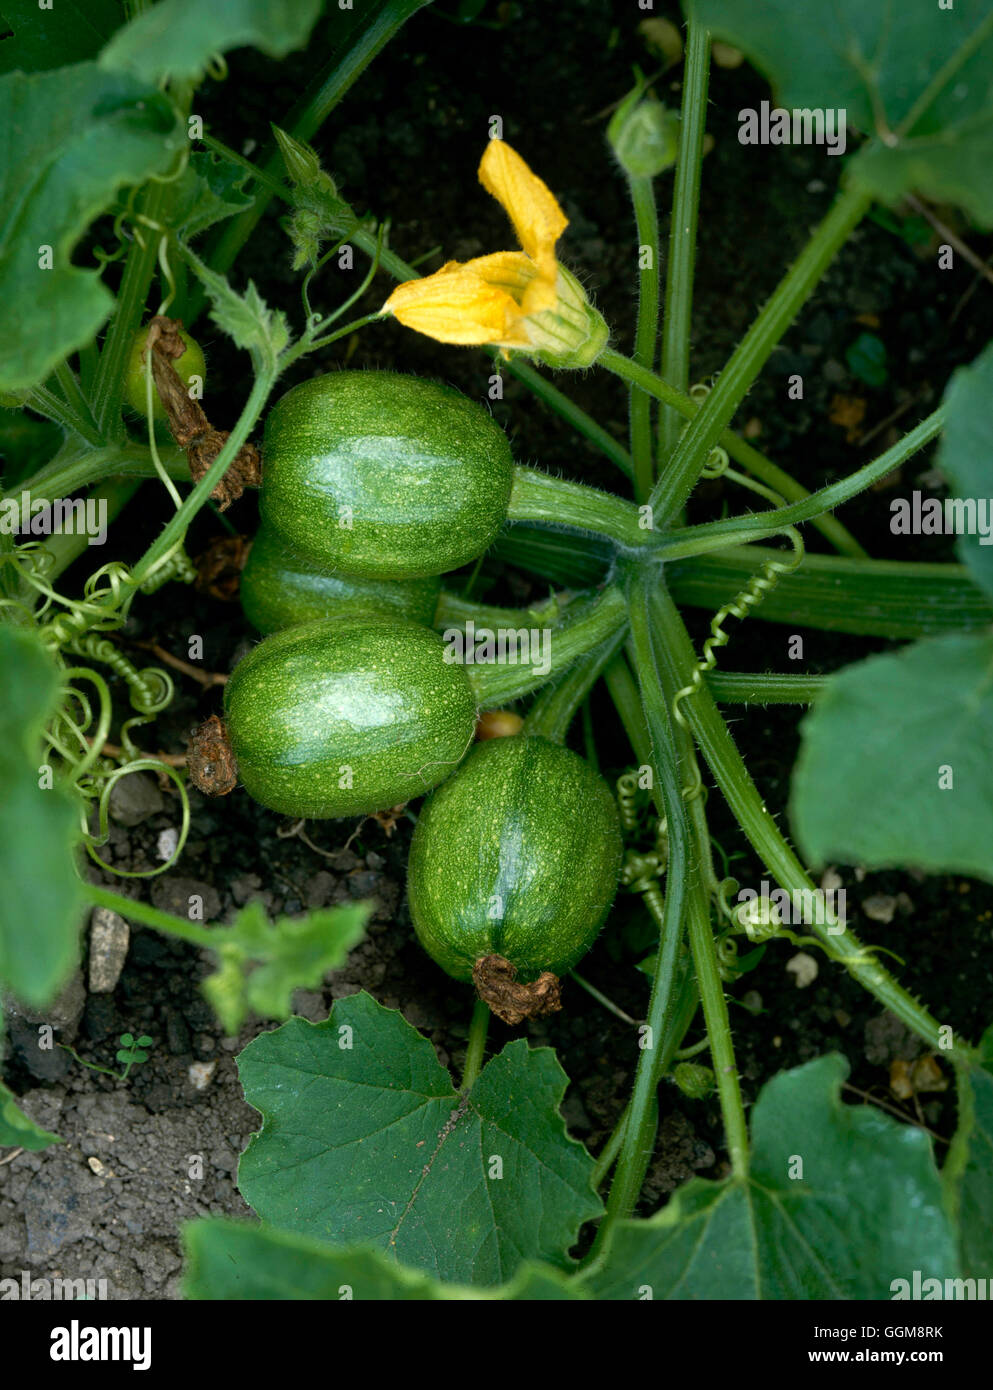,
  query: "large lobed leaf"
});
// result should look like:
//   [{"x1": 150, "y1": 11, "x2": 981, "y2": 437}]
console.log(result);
[
  {"x1": 183, "y1": 1221, "x2": 583, "y2": 1300},
  {"x1": 0, "y1": 627, "x2": 82, "y2": 1005},
  {"x1": 690, "y1": 0, "x2": 993, "y2": 226},
  {"x1": 580, "y1": 1055, "x2": 957, "y2": 1299},
  {"x1": 0, "y1": 62, "x2": 182, "y2": 391},
  {"x1": 236, "y1": 991, "x2": 603, "y2": 1286}
]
